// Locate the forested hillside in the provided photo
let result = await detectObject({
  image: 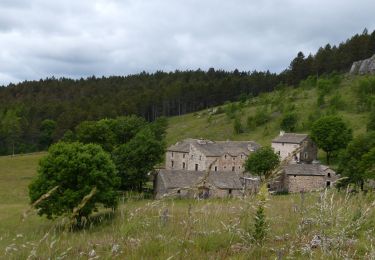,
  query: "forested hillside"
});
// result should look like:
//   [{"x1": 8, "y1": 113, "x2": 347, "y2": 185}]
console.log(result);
[{"x1": 0, "y1": 29, "x2": 374, "y2": 155}]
